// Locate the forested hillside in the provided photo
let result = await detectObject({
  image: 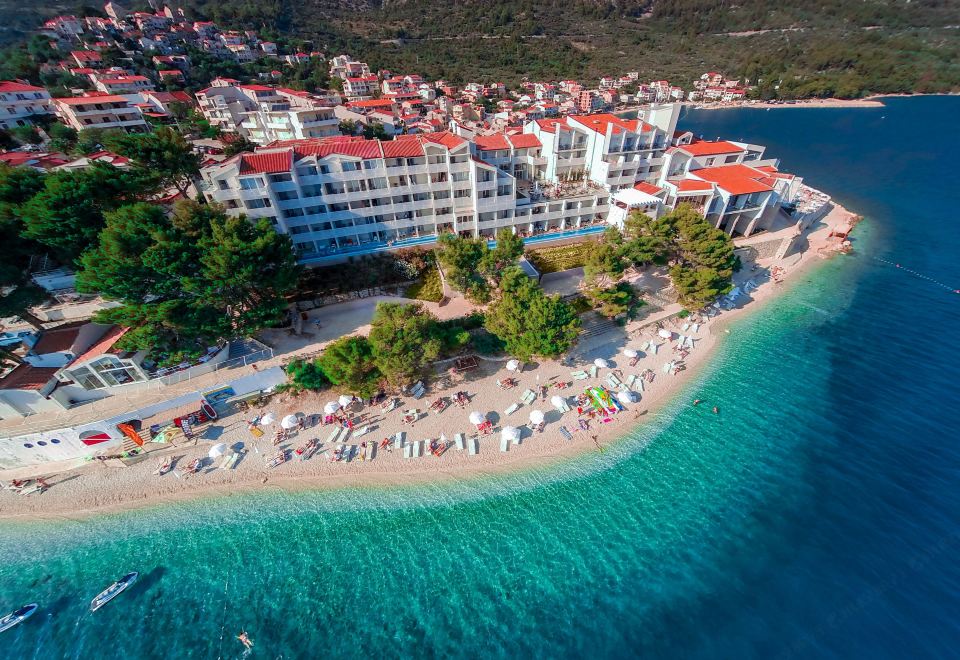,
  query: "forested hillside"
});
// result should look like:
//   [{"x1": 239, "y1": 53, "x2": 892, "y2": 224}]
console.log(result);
[{"x1": 4, "y1": 0, "x2": 960, "y2": 98}]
